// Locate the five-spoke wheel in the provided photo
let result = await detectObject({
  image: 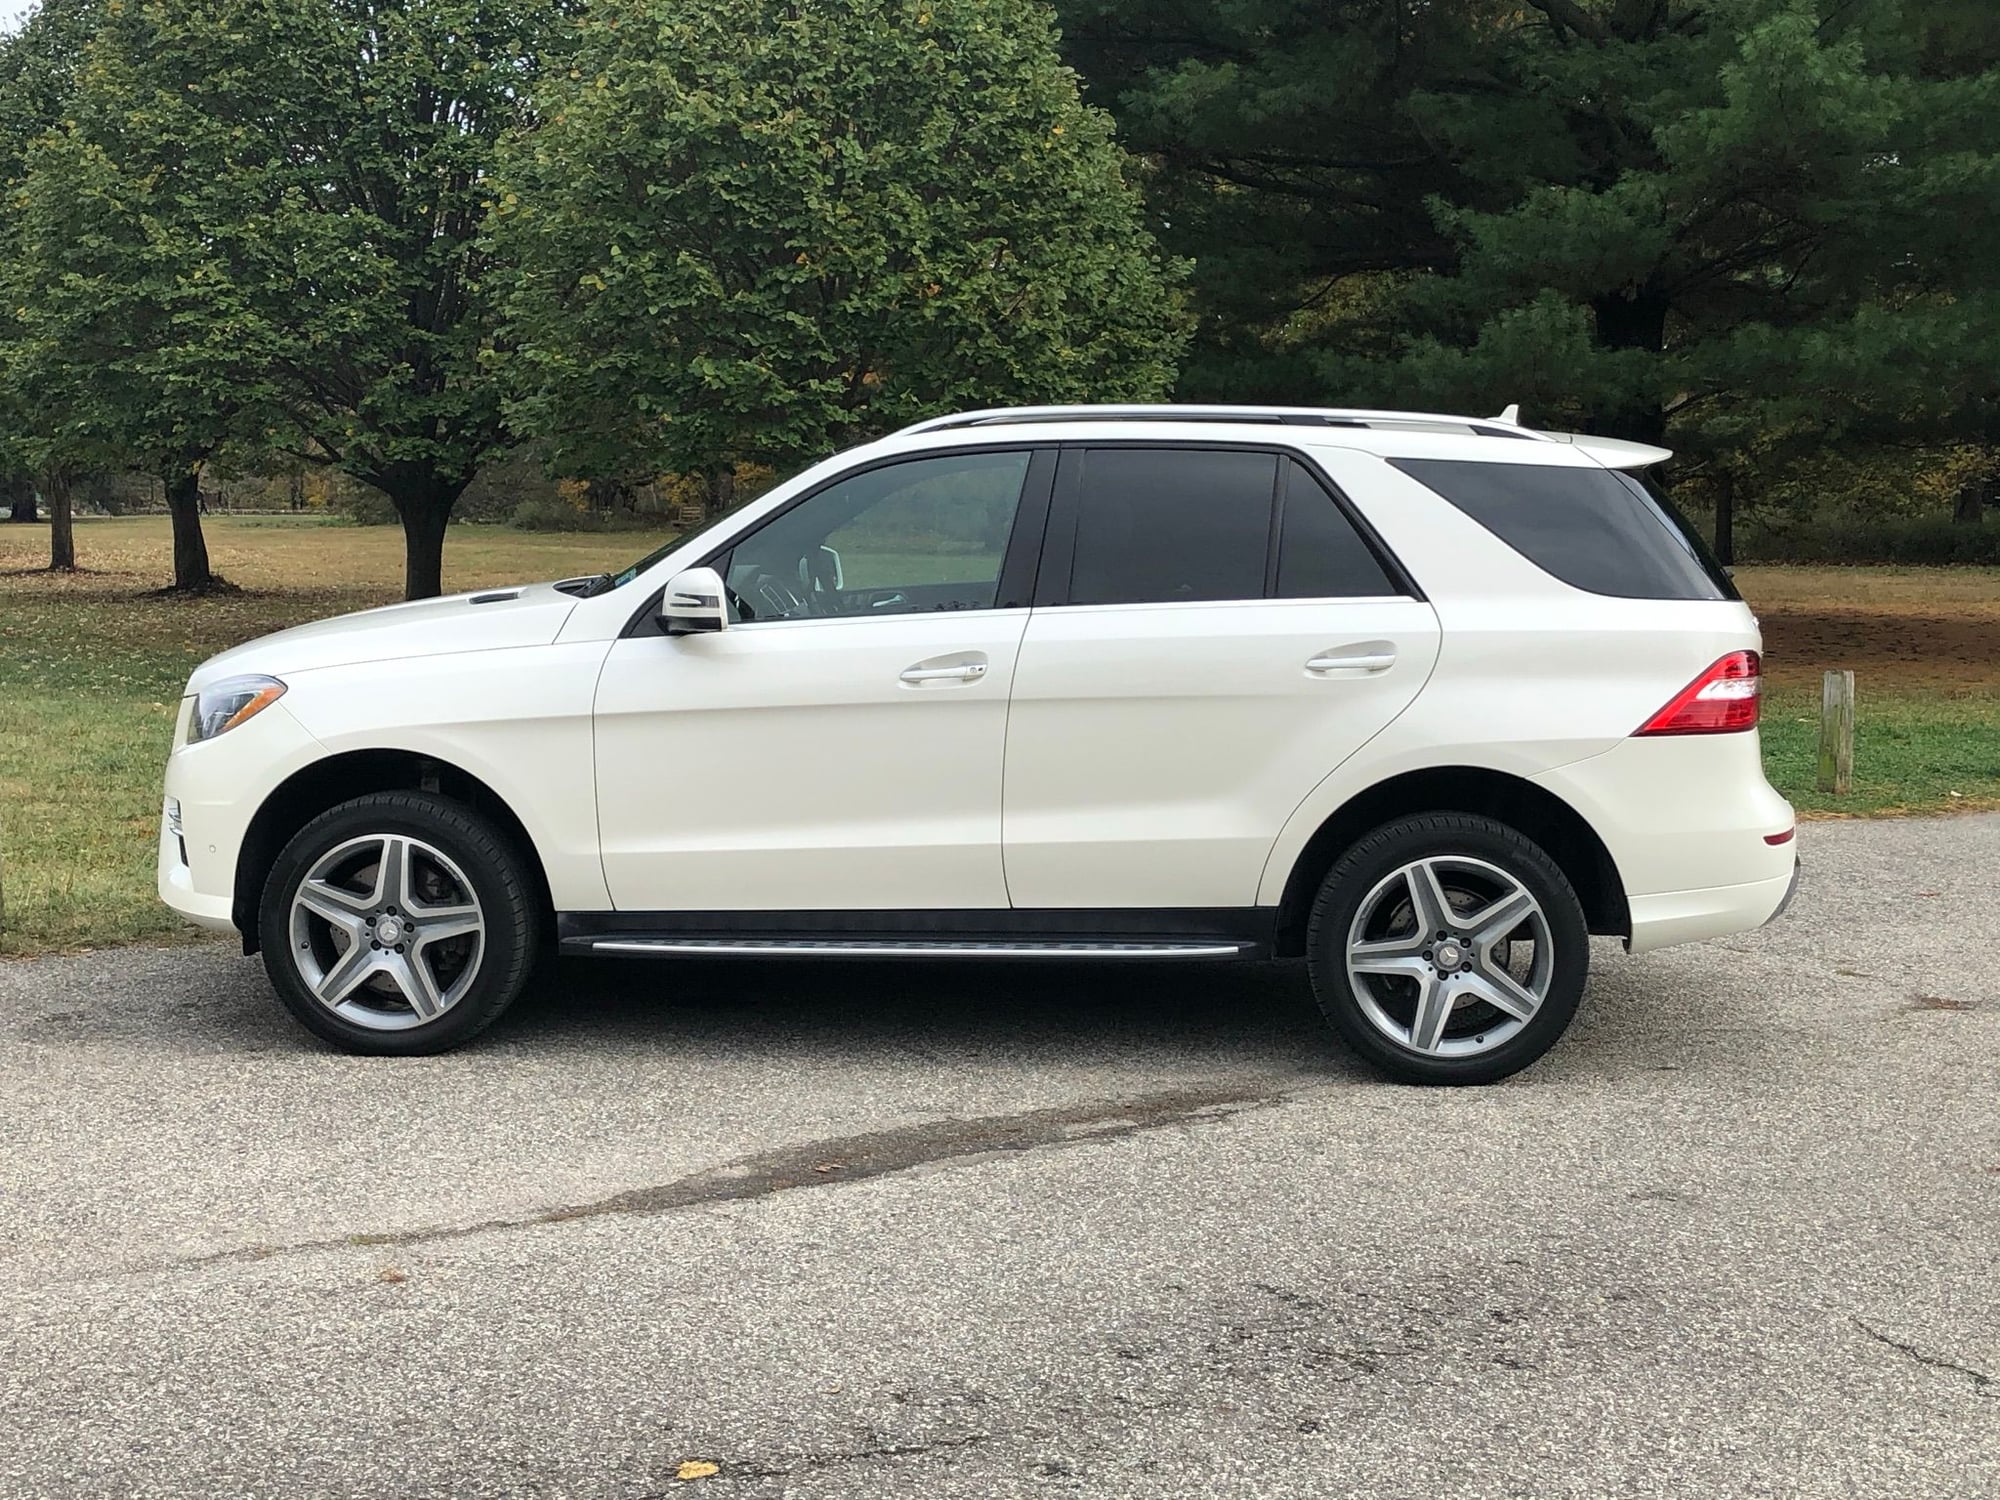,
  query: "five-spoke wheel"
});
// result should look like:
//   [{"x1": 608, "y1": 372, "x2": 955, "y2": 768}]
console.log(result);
[
  {"x1": 1308, "y1": 813, "x2": 1588, "y2": 1084},
  {"x1": 288, "y1": 833, "x2": 487, "y2": 1030},
  {"x1": 259, "y1": 792, "x2": 539, "y2": 1054},
  {"x1": 1345, "y1": 855, "x2": 1553, "y2": 1058}
]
